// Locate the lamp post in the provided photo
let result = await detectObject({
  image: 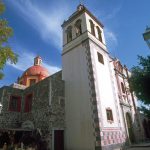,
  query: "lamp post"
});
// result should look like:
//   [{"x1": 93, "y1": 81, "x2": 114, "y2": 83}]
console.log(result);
[{"x1": 143, "y1": 26, "x2": 150, "y2": 48}]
